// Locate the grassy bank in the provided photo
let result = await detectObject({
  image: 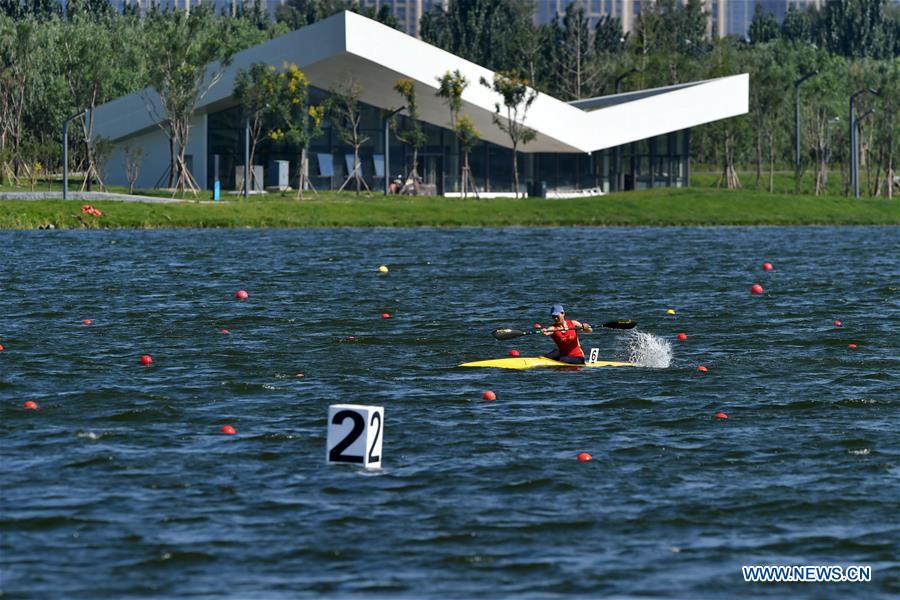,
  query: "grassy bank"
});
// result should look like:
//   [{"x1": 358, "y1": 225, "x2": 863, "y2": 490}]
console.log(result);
[{"x1": 1, "y1": 186, "x2": 898, "y2": 228}]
